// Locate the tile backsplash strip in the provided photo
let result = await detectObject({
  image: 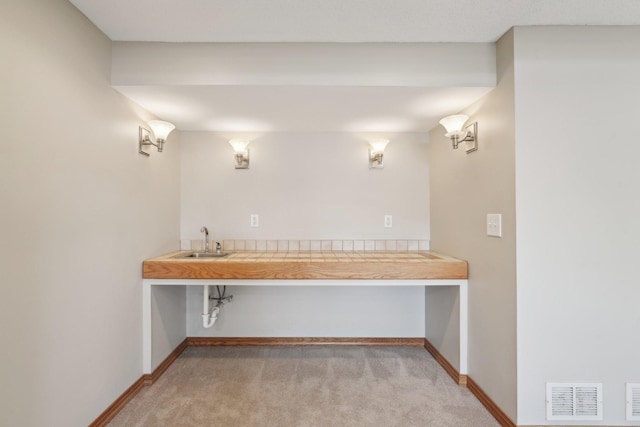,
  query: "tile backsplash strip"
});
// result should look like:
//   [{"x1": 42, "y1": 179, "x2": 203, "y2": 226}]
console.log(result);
[{"x1": 182, "y1": 239, "x2": 430, "y2": 252}]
